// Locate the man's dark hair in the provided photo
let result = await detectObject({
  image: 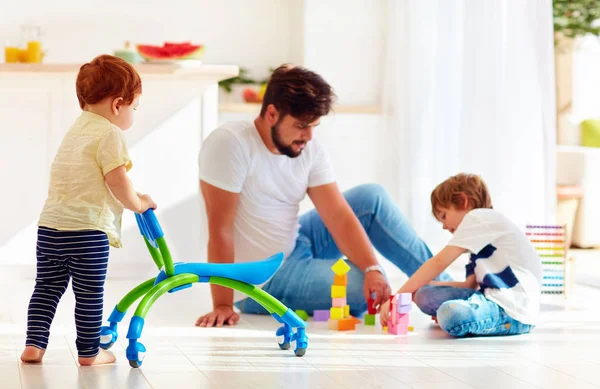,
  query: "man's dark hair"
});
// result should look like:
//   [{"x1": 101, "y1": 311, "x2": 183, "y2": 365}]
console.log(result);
[{"x1": 260, "y1": 64, "x2": 336, "y2": 122}]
